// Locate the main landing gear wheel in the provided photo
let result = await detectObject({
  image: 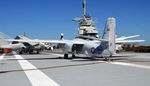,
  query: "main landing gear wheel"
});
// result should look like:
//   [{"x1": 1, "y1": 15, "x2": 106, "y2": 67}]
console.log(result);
[
  {"x1": 104, "y1": 57, "x2": 112, "y2": 61},
  {"x1": 64, "y1": 54, "x2": 68, "y2": 59},
  {"x1": 104, "y1": 57, "x2": 108, "y2": 61},
  {"x1": 104, "y1": 57, "x2": 111, "y2": 61},
  {"x1": 72, "y1": 54, "x2": 75, "y2": 58}
]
